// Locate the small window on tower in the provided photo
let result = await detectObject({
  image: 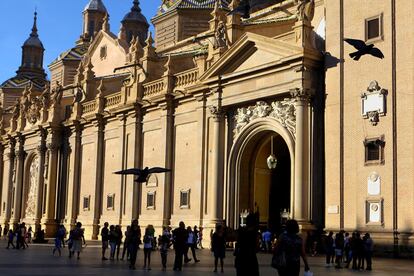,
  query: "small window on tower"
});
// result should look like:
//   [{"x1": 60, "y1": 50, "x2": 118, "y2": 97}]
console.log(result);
[
  {"x1": 364, "y1": 136, "x2": 385, "y2": 165},
  {"x1": 83, "y1": 195, "x2": 90, "y2": 211},
  {"x1": 100, "y1": 45, "x2": 107, "y2": 60},
  {"x1": 107, "y1": 194, "x2": 115, "y2": 210},
  {"x1": 146, "y1": 192, "x2": 155, "y2": 210},
  {"x1": 180, "y1": 189, "x2": 190, "y2": 209},
  {"x1": 365, "y1": 14, "x2": 383, "y2": 41}
]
